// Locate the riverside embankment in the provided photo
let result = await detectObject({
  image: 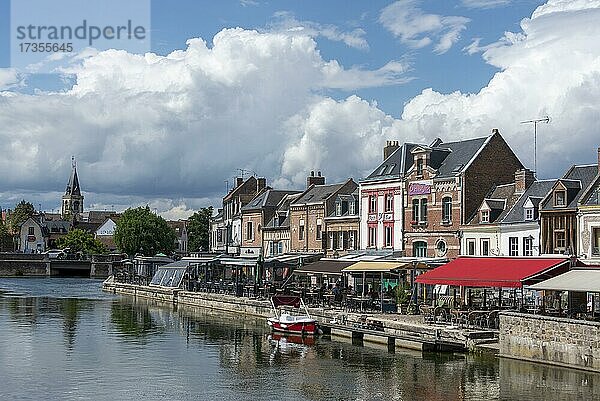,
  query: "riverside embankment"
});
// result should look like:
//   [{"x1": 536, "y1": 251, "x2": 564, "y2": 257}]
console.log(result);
[{"x1": 102, "y1": 279, "x2": 498, "y2": 352}]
